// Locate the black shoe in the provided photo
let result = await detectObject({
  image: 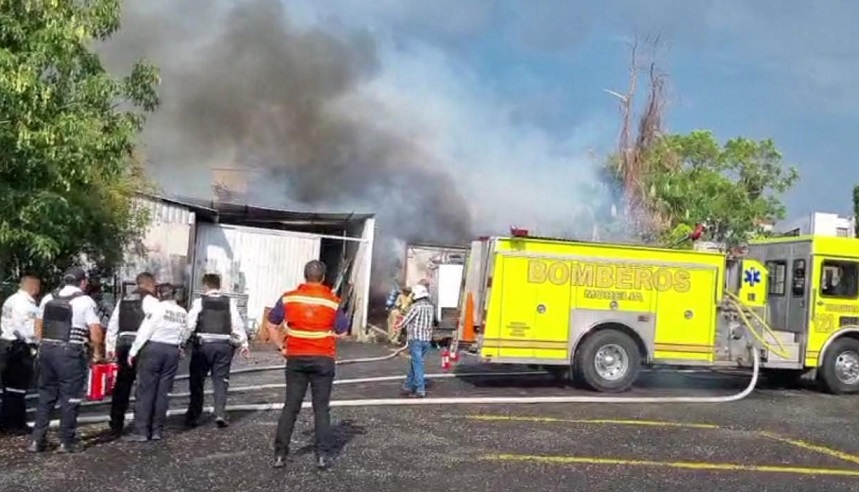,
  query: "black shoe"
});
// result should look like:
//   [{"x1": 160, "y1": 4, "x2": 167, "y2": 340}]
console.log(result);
[
  {"x1": 150, "y1": 433, "x2": 162, "y2": 441},
  {"x1": 215, "y1": 417, "x2": 229, "y2": 428},
  {"x1": 26, "y1": 440, "x2": 46, "y2": 453},
  {"x1": 272, "y1": 456, "x2": 287, "y2": 468},
  {"x1": 122, "y1": 434, "x2": 149, "y2": 443},
  {"x1": 109, "y1": 422, "x2": 124, "y2": 435},
  {"x1": 184, "y1": 417, "x2": 199, "y2": 429},
  {"x1": 315, "y1": 455, "x2": 331, "y2": 470},
  {"x1": 57, "y1": 443, "x2": 79, "y2": 453}
]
